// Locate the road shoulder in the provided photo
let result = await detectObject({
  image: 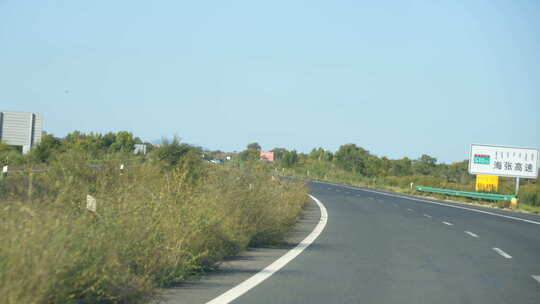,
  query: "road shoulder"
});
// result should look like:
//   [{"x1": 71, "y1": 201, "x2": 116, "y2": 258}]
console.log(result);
[{"x1": 157, "y1": 197, "x2": 321, "y2": 304}]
